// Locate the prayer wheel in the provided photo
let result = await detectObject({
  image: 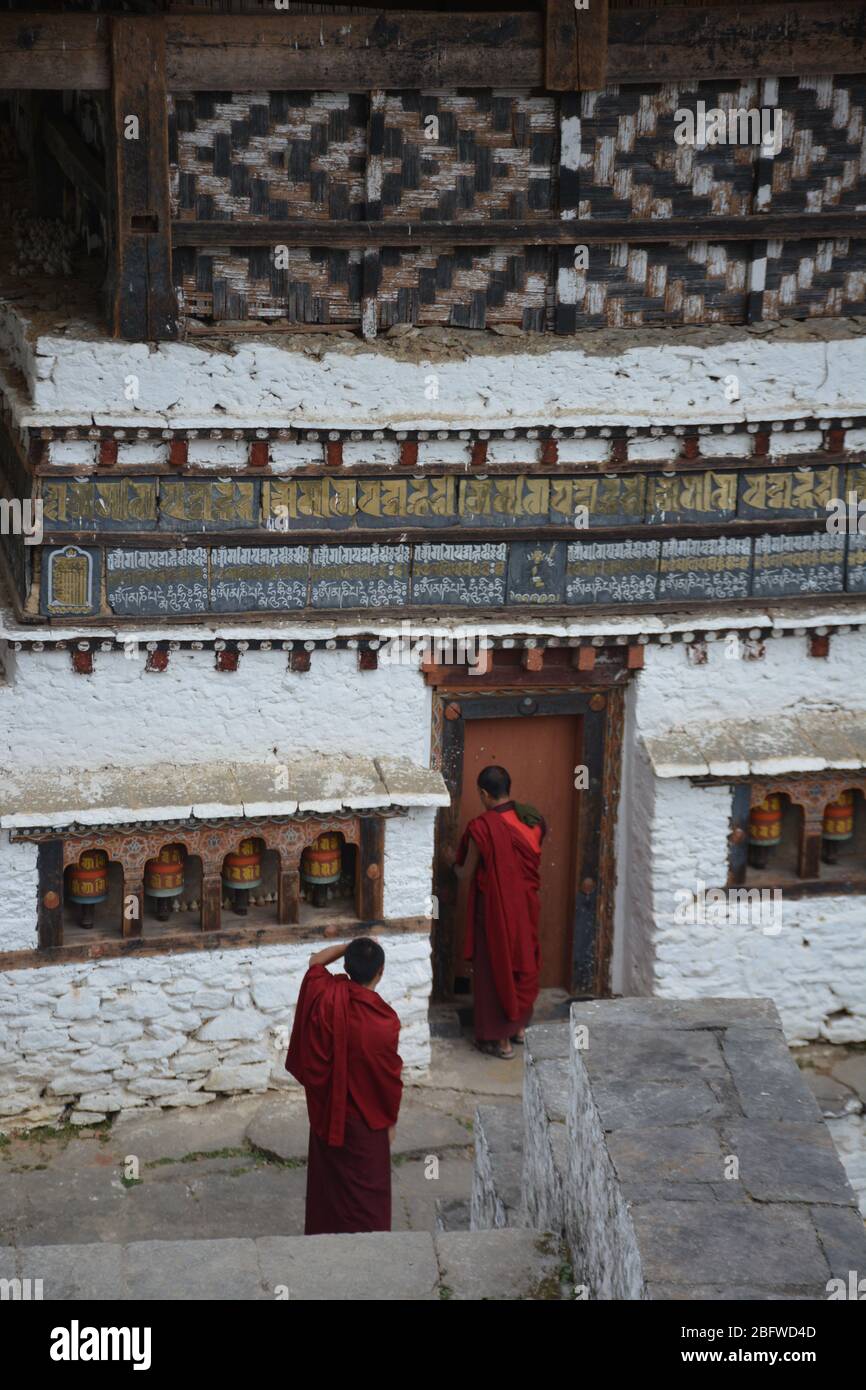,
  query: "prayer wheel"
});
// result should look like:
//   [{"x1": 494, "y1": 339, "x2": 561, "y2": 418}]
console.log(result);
[
  {"x1": 748, "y1": 794, "x2": 783, "y2": 869},
  {"x1": 67, "y1": 848, "x2": 109, "y2": 929},
  {"x1": 222, "y1": 839, "x2": 263, "y2": 915},
  {"x1": 144, "y1": 845, "x2": 185, "y2": 922},
  {"x1": 822, "y1": 789, "x2": 855, "y2": 864},
  {"x1": 302, "y1": 833, "x2": 342, "y2": 908}
]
